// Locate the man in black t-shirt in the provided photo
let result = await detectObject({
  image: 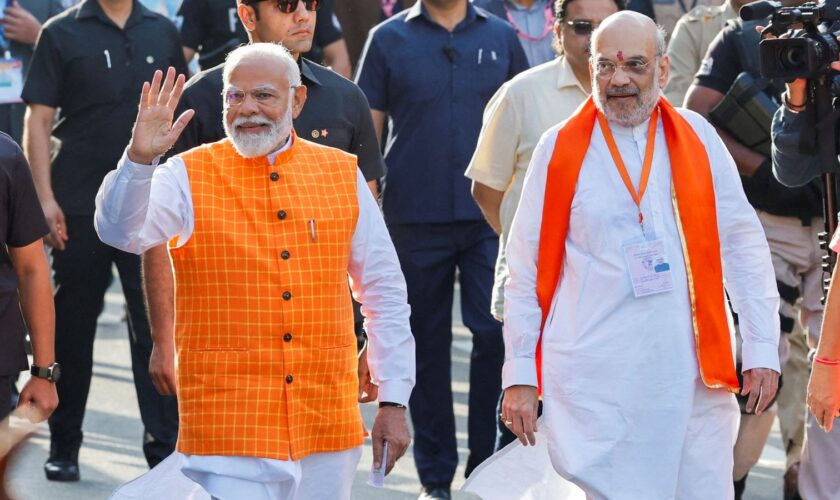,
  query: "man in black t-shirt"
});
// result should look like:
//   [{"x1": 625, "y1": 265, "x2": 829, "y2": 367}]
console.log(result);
[
  {"x1": 0, "y1": 132, "x2": 57, "y2": 426},
  {"x1": 178, "y1": 0, "x2": 249, "y2": 70}
]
